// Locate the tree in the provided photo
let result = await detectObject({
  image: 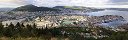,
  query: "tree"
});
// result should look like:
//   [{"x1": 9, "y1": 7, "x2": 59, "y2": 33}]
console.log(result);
[
  {"x1": 26, "y1": 24, "x2": 33, "y2": 37},
  {"x1": 4, "y1": 22, "x2": 15, "y2": 37},
  {"x1": 0, "y1": 22, "x2": 4, "y2": 37},
  {"x1": 32, "y1": 23, "x2": 37, "y2": 28},
  {"x1": 21, "y1": 23, "x2": 25, "y2": 28},
  {"x1": 31, "y1": 23, "x2": 38, "y2": 37},
  {"x1": 7, "y1": 12, "x2": 15, "y2": 15},
  {"x1": 6, "y1": 23, "x2": 8, "y2": 27},
  {"x1": 13, "y1": 22, "x2": 22, "y2": 37}
]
